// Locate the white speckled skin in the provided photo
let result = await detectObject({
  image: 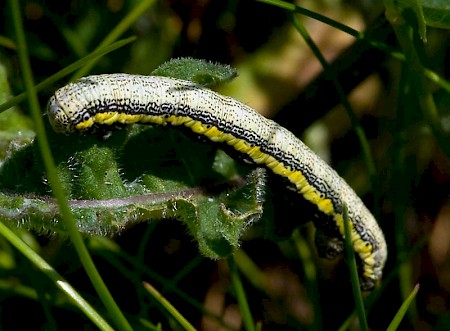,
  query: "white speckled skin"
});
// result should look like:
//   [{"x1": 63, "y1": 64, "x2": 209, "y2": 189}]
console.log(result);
[{"x1": 48, "y1": 73, "x2": 387, "y2": 289}]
